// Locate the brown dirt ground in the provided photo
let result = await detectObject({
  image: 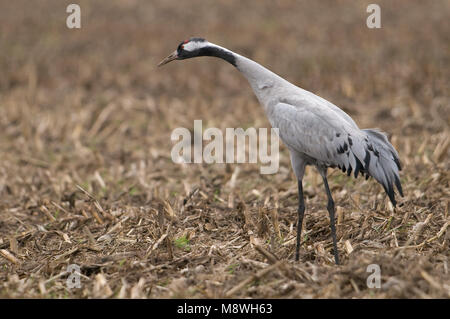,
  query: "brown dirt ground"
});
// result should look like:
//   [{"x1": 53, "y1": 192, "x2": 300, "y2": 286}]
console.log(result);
[{"x1": 0, "y1": 0, "x2": 449, "y2": 298}]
